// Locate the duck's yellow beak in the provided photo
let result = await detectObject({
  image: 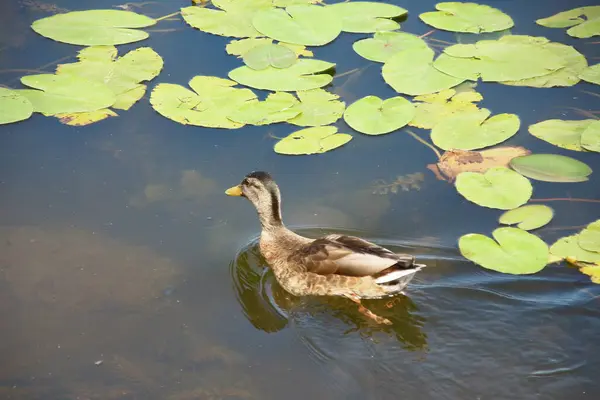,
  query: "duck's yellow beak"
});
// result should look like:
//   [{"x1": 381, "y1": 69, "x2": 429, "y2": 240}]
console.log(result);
[{"x1": 225, "y1": 185, "x2": 243, "y2": 196}]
